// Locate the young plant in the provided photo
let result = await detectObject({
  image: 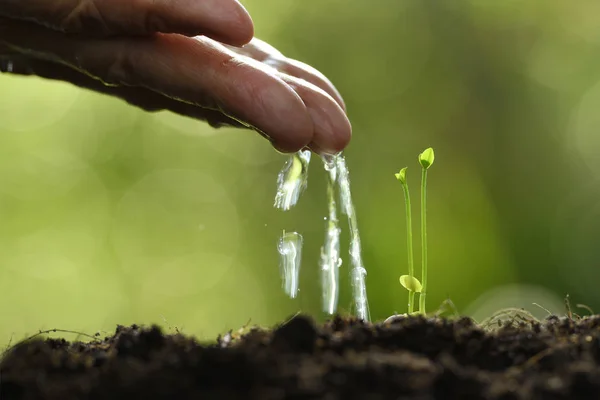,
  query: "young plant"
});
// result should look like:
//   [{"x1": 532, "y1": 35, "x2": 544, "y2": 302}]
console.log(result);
[
  {"x1": 418, "y1": 147, "x2": 435, "y2": 314},
  {"x1": 395, "y1": 167, "x2": 421, "y2": 314},
  {"x1": 395, "y1": 147, "x2": 434, "y2": 316}
]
